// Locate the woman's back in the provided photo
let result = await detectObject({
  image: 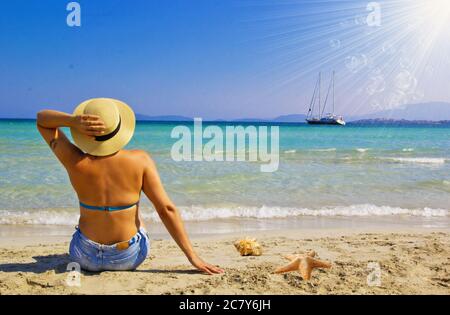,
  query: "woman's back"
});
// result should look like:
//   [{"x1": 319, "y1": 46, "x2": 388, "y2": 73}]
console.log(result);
[{"x1": 69, "y1": 149, "x2": 147, "y2": 244}]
